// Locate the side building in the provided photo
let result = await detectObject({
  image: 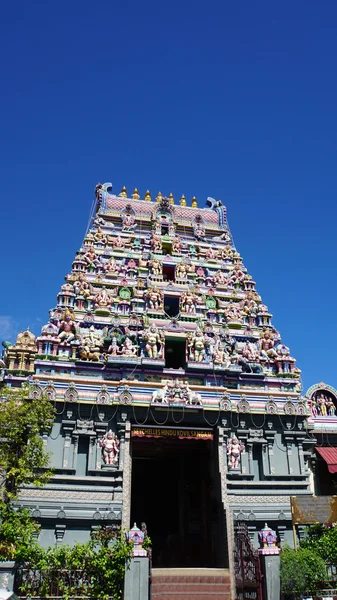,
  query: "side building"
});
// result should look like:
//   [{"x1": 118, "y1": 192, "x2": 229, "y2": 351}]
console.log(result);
[{"x1": 1, "y1": 184, "x2": 315, "y2": 567}]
